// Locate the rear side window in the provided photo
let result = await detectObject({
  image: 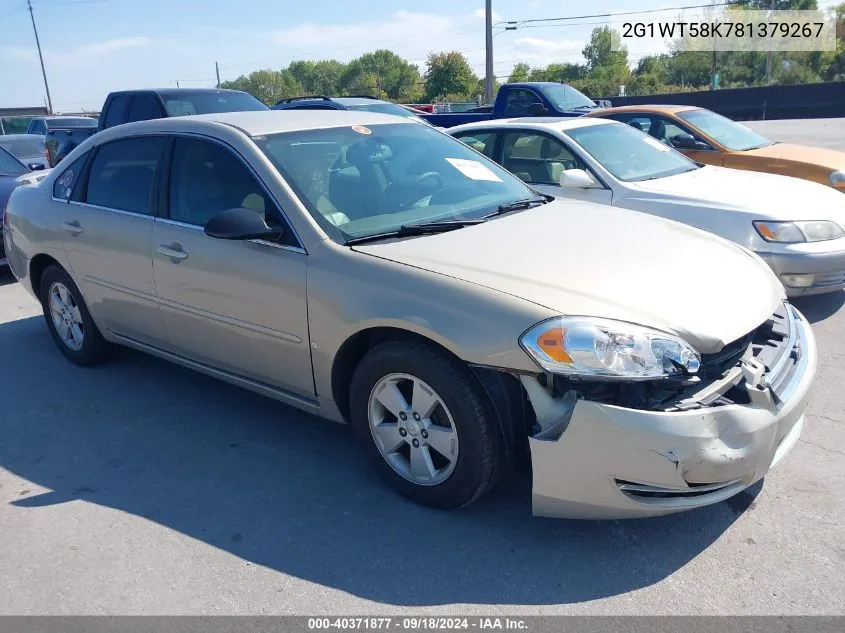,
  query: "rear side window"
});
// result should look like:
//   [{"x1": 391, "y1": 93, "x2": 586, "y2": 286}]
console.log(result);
[
  {"x1": 52, "y1": 153, "x2": 88, "y2": 200},
  {"x1": 126, "y1": 96, "x2": 161, "y2": 123},
  {"x1": 85, "y1": 137, "x2": 165, "y2": 214},
  {"x1": 102, "y1": 96, "x2": 130, "y2": 129}
]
